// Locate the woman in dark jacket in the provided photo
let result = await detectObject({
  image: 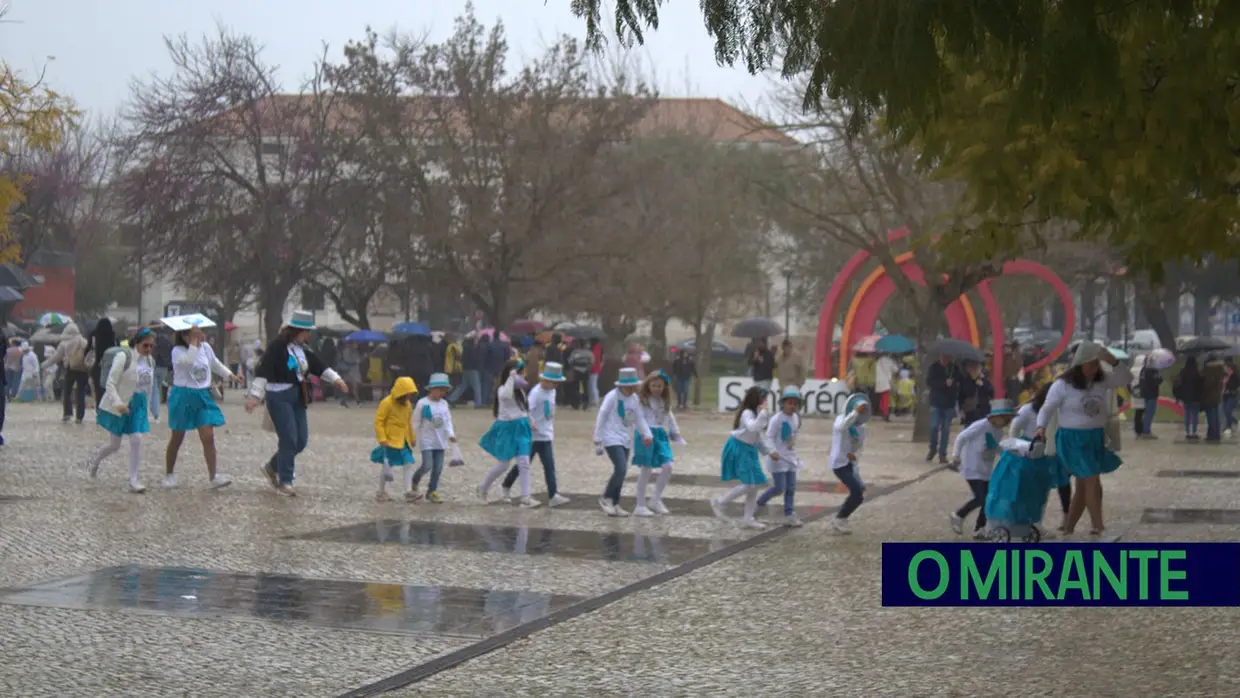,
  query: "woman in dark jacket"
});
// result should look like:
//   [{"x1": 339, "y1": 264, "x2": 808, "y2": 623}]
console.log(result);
[
  {"x1": 1175, "y1": 356, "x2": 1203, "y2": 439},
  {"x1": 86, "y1": 318, "x2": 118, "y2": 404},
  {"x1": 245, "y1": 311, "x2": 348, "y2": 496}
]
